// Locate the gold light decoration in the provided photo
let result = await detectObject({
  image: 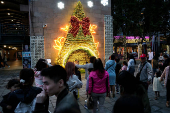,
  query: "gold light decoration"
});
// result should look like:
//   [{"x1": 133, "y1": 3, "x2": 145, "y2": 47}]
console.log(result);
[{"x1": 53, "y1": 1, "x2": 99, "y2": 67}]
